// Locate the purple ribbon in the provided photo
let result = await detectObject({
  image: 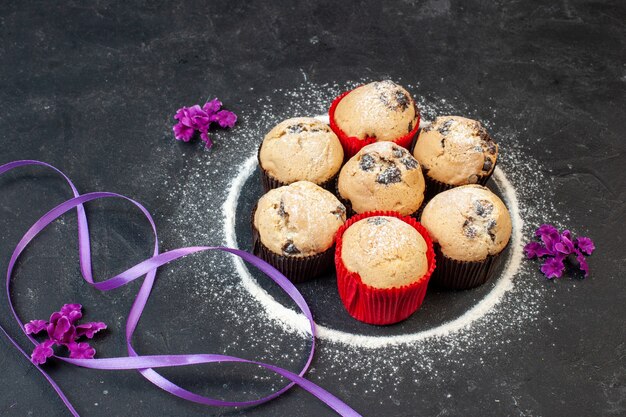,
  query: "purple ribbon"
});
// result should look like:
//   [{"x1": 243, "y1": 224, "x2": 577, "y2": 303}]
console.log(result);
[{"x1": 0, "y1": 160, "x2": 361, "y2": 417}]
